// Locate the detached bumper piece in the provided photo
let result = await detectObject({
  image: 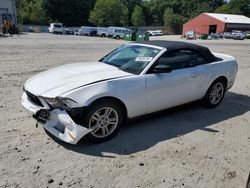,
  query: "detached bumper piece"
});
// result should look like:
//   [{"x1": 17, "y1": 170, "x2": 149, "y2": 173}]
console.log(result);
[{"x1": 21, "y1": 92, "x2": 91, "y2": 144}]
